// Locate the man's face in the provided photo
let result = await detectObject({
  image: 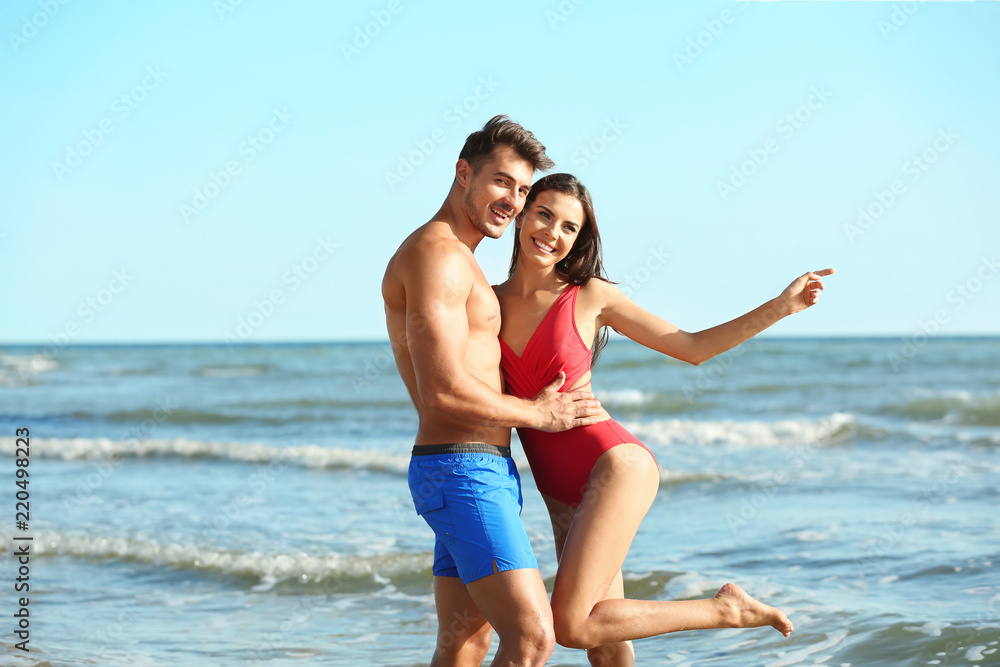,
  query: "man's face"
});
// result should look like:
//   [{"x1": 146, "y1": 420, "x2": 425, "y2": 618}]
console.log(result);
[{"x1": 461, "y1": 144, "x2": 534, "y2": 240}]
